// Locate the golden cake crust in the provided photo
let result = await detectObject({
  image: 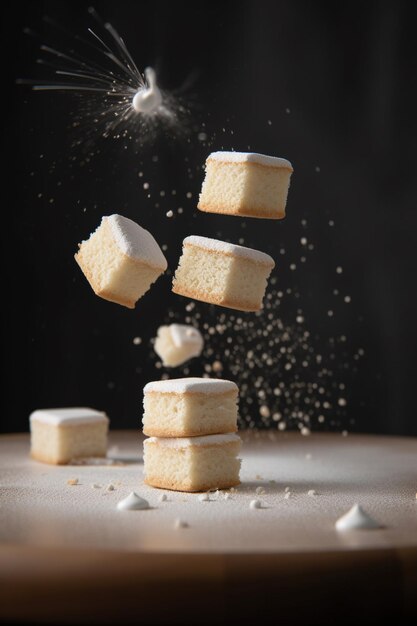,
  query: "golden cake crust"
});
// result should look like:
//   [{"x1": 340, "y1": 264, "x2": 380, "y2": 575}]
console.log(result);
[
  {"x1": 144, "y1": 476, "x2": 241, "y2": 493},
  {"x1": 172, "y1": 283, "x2": 261, "y2": 312},
  {"x1": 197, "y1": 201, "x2": 285, "y2": 220}
]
